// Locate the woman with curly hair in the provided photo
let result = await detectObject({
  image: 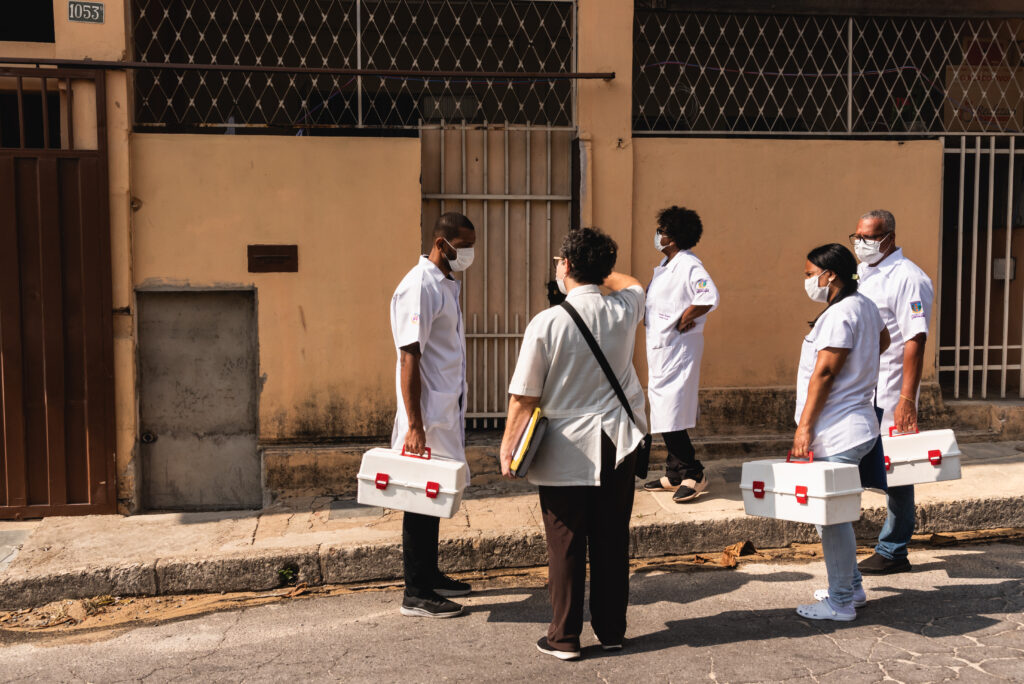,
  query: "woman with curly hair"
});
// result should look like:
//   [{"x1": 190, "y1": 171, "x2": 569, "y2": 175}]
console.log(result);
[
  {"x1": 642, "y1": 206, "x2": 720, "y2": 502},
  {"x1": 500, "y1": 227, "x2": 648, "y2": 660}
]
